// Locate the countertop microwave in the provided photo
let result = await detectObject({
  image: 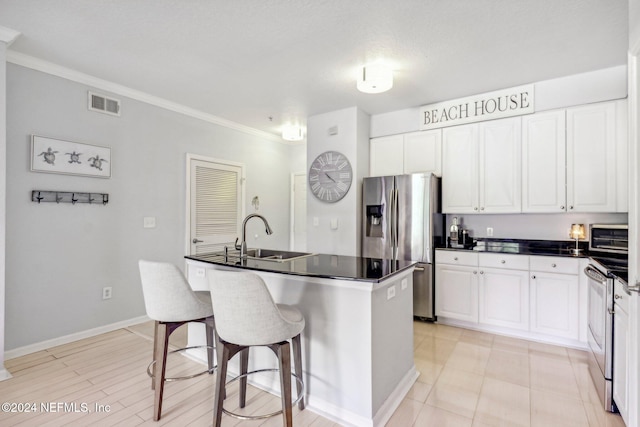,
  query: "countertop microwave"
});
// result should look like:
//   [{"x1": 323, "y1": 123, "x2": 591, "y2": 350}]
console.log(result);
[{"x1": 589, "y1": 224, "x2": 628, "y2": 255}]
